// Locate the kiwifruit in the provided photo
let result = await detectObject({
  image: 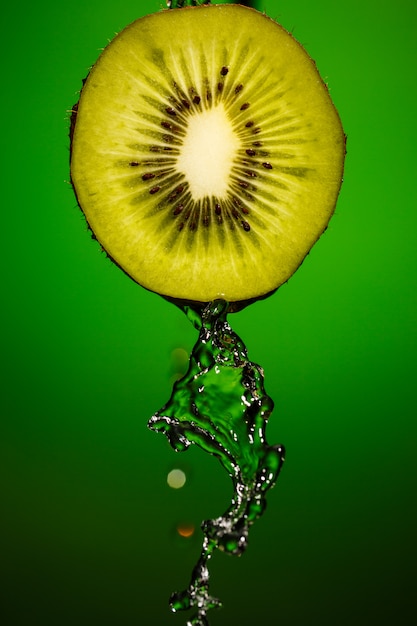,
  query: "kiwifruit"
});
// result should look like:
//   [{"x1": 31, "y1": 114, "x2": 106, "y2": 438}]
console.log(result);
[{"x1": 70, "y1": 3, "x2": 345, "y2": 308}]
